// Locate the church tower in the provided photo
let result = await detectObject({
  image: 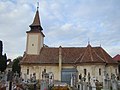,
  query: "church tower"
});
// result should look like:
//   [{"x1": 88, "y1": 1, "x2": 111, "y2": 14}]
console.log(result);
[{"x1": 26, "y1": 8, "x2": 45, "y2": 55}]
